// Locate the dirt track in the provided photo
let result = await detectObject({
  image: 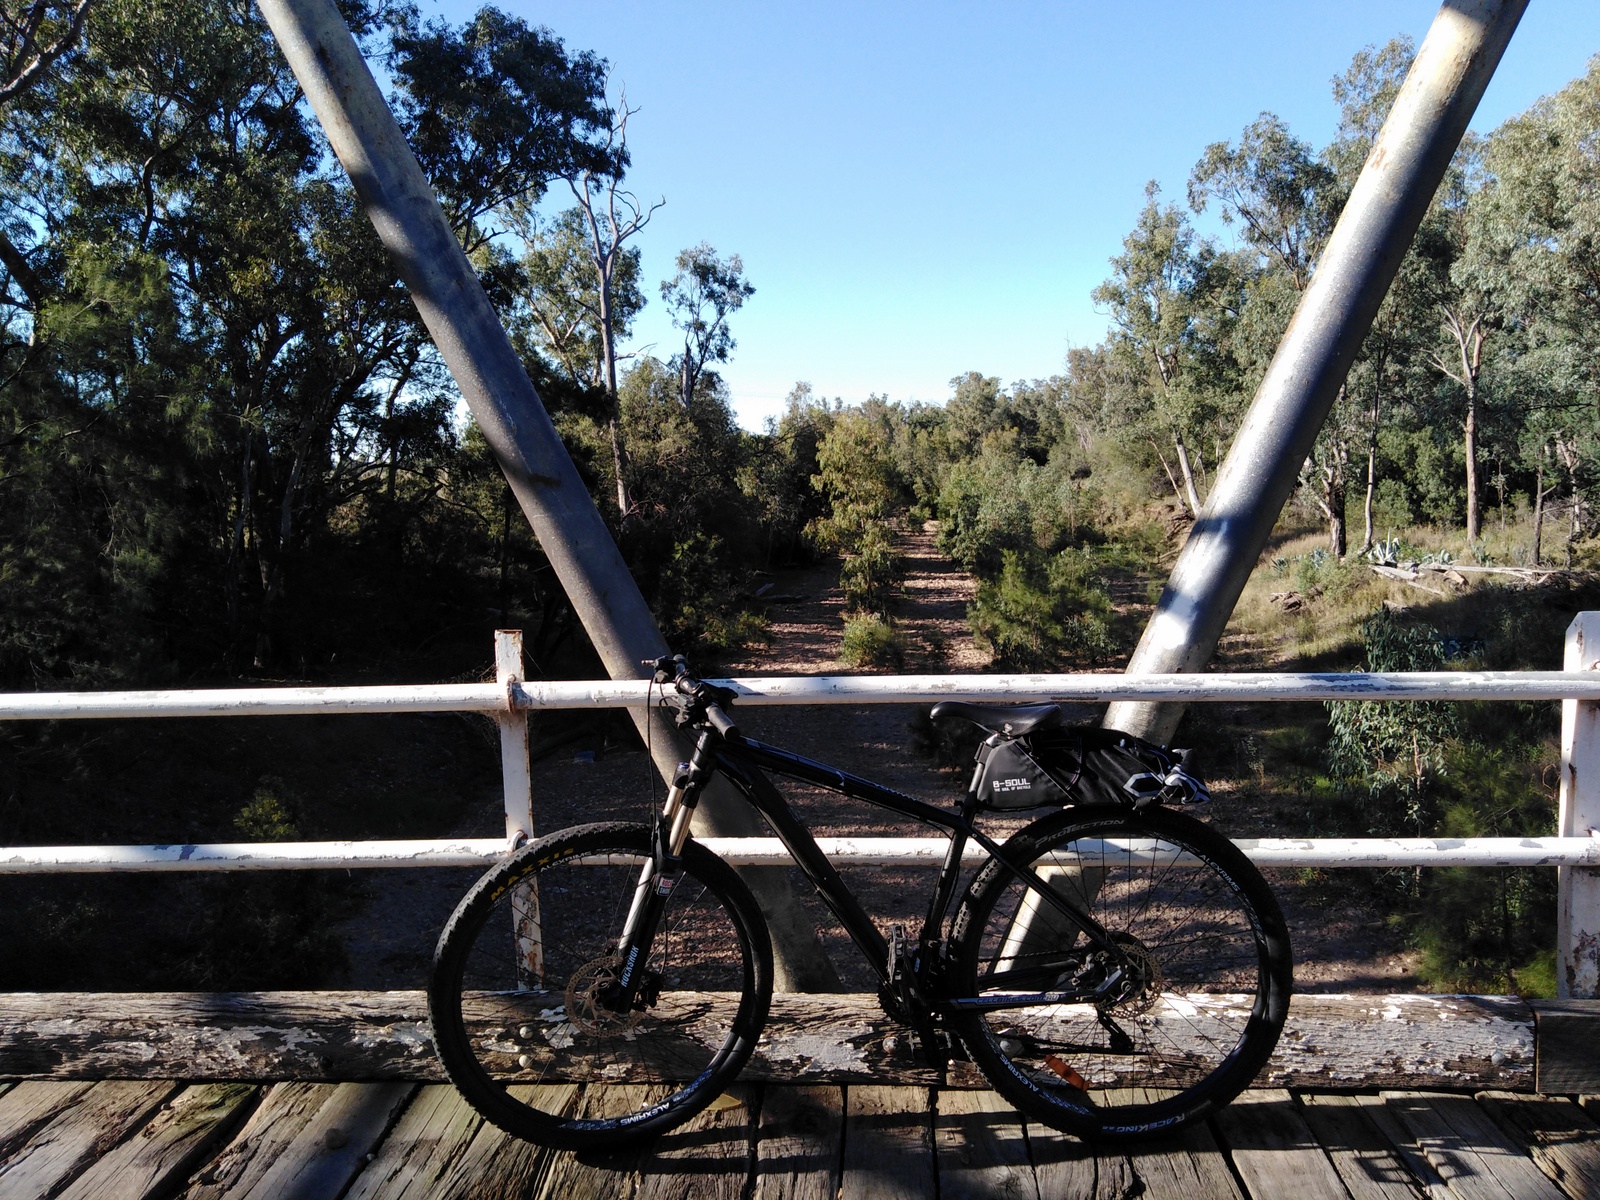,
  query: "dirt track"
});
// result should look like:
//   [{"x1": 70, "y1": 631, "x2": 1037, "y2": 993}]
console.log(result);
[{"x1": 333, "y1": 522, "x2": 1420, "y2": 993}]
